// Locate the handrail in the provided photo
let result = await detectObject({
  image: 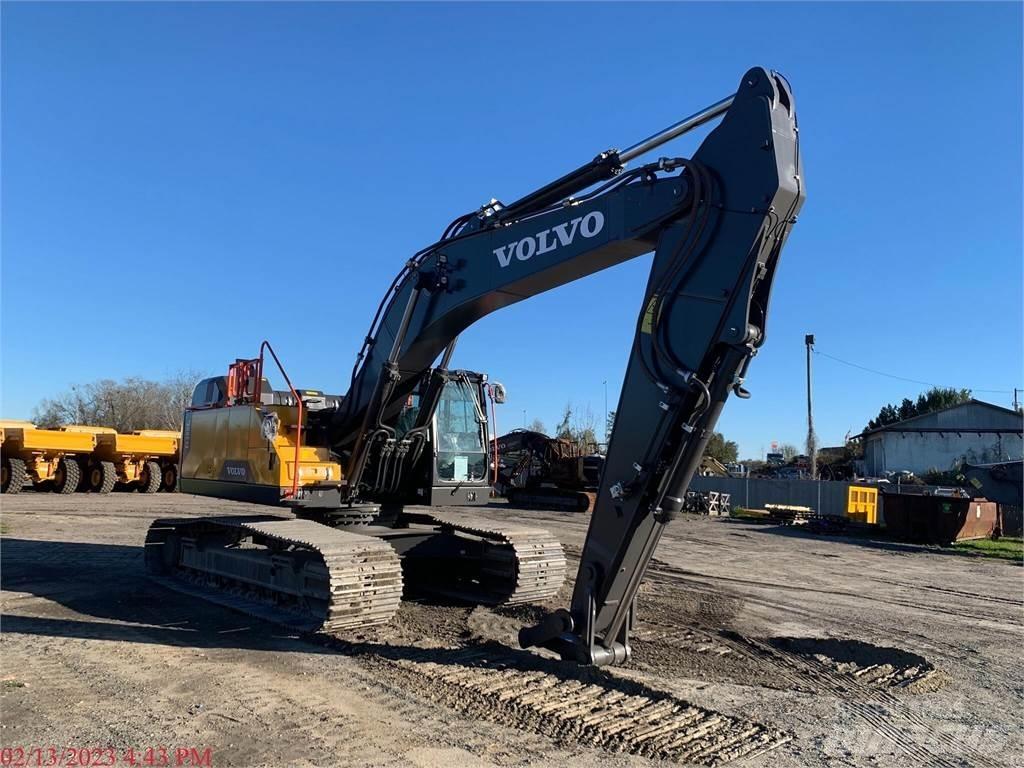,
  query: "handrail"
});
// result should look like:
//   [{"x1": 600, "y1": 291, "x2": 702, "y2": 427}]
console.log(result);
[
  {"x1": 256, "y1": 340, "x2": 303, "y2": 500},
  {"x1": 487, "y1": 384, "x2": 499, "y2": 489}
]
